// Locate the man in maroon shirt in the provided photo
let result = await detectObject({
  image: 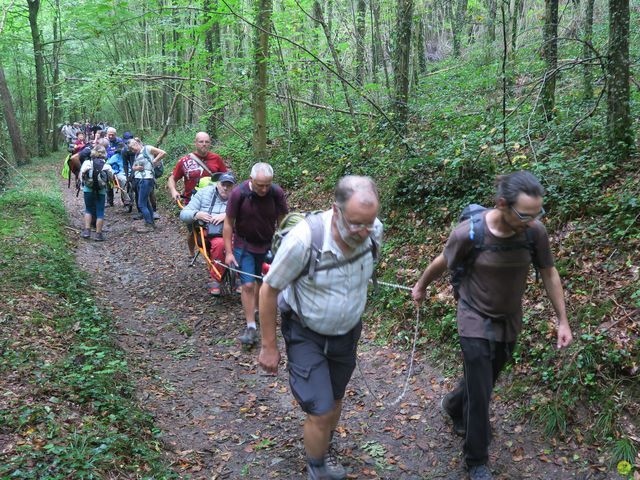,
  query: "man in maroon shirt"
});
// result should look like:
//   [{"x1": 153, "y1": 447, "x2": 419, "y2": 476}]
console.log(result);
[
  {"x1": 223, "y1": 162, "x2": 288, "y2": 346},
  {"x1": 168, "y1": 131, "x2": 228, "y2": 258}
]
